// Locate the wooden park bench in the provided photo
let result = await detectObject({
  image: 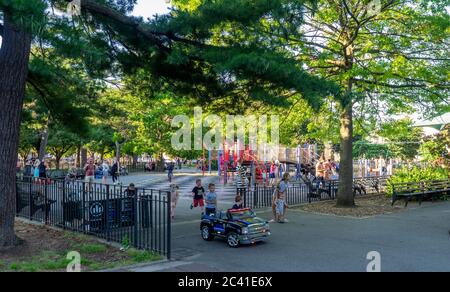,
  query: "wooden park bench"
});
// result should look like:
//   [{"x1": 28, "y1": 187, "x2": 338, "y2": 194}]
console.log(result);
[
  {"x1": 304, "y1": 178, "x2": 335, "y2": 203},
  {"x1": 16, "y1": 184, "x2": 57, "y2": 219},
  {"x1": 304, "y1": 176, "x2": 369, "y2": 203},
  {"x1": 391, "y1": 180, "x2": 450, "y2": 207}
]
